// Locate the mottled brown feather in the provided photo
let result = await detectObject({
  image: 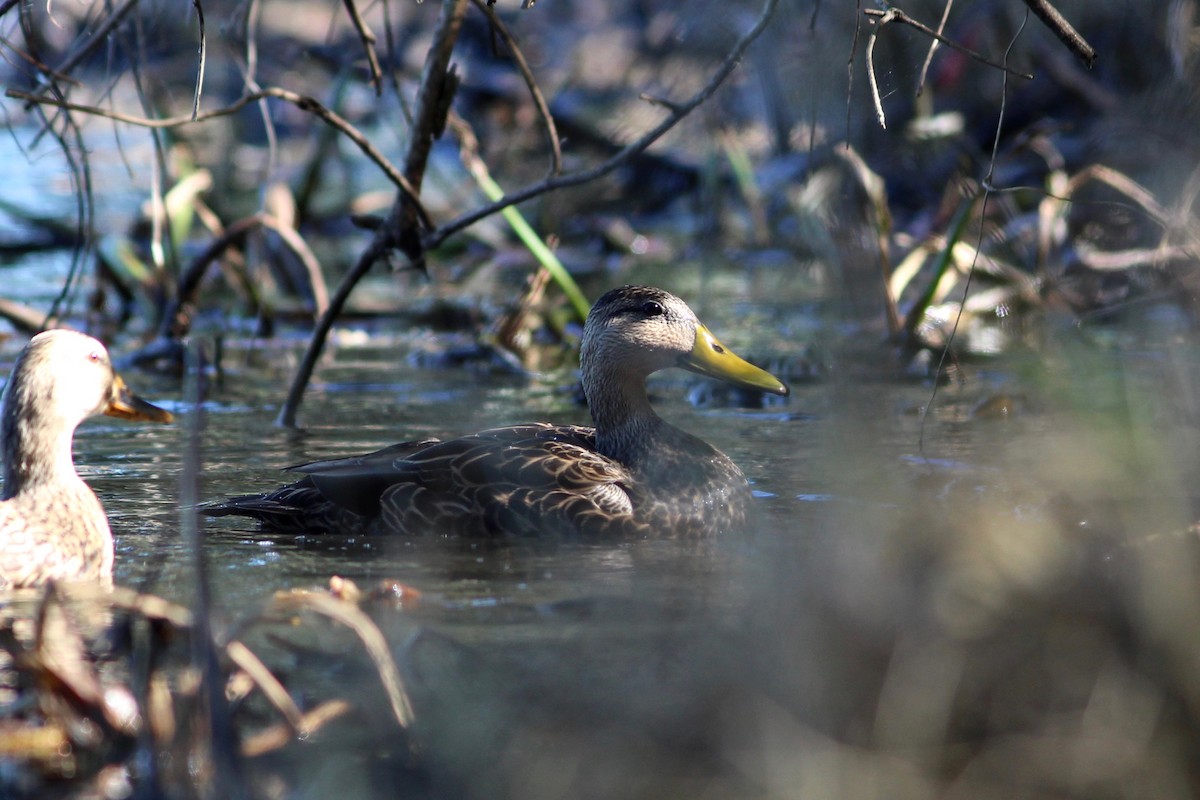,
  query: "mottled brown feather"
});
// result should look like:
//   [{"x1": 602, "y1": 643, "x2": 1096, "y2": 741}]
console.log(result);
[{"x1": 205, "y1": 287, "x2": 787, "y2": 539}]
